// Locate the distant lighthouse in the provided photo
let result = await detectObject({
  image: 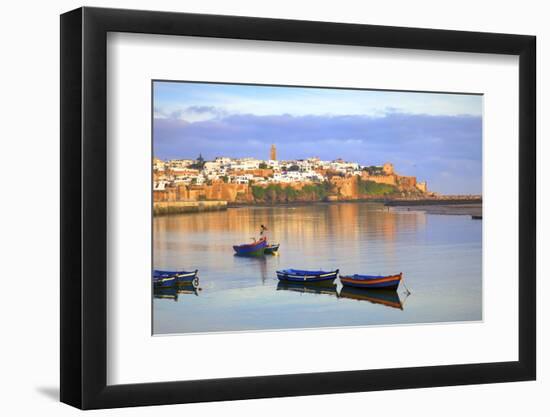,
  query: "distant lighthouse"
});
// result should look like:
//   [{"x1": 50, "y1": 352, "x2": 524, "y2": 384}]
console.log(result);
[{"x1": 270, "y1": 144, "x2": 277, "y2": 161}]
